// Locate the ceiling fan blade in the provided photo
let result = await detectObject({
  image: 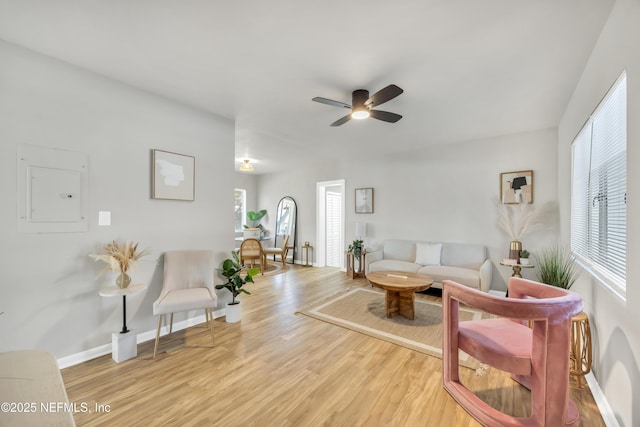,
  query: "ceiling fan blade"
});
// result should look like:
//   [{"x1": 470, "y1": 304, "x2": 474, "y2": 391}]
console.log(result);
[
  {"x1": 364, "y1": 84, "x2": 403, "y2": 108},
  {"x1": 330, "y1": 114, "x2": 352, "y2": 127},
  {"x1": 312, "y1": 97, "x2": 351, "y2": 109},
  {"x1": 369, "y1": 110, "x2": 403, "y2": 123}
]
